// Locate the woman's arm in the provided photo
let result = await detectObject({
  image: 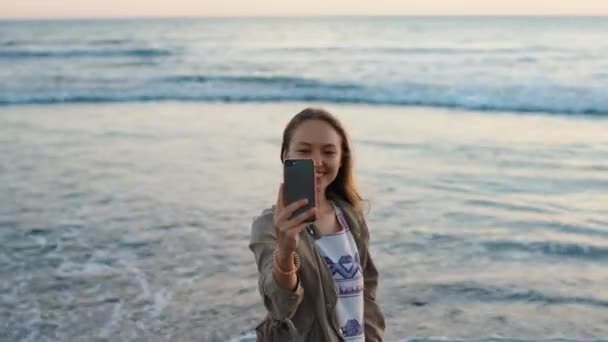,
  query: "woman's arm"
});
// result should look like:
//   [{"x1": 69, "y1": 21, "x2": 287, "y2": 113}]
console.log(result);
[{"x1": 249, "y1": 208, "x2": 304, "y2": 320}]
